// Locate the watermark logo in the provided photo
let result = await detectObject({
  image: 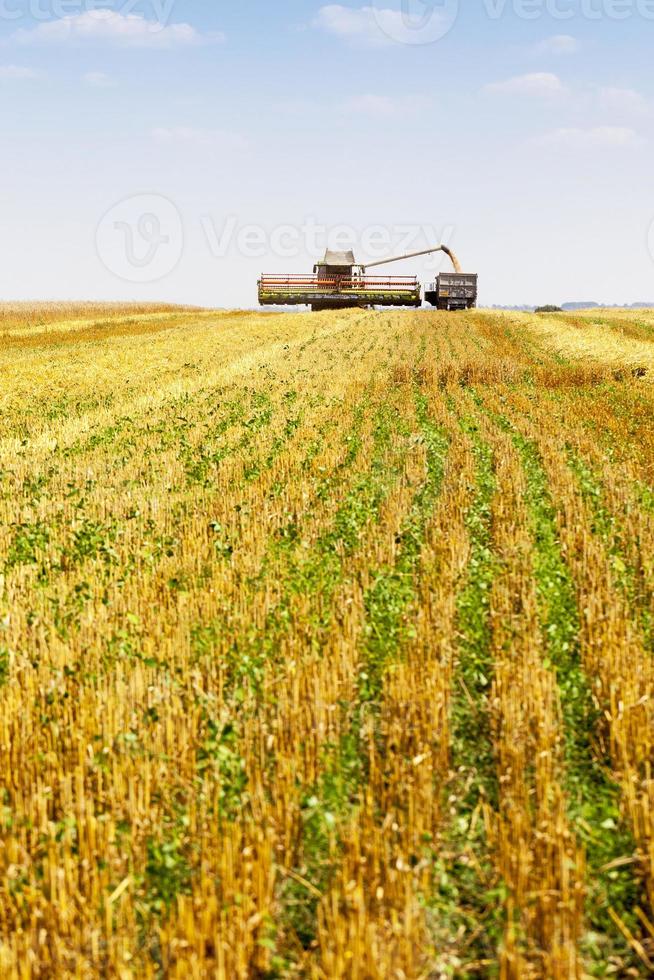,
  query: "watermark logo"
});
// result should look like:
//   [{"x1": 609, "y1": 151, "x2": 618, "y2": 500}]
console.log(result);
[
  {"x1": 96, "y1": 201, "x2": 456, "y2": 282},
  {"x1": 96, "y1": 194, "x2": 183, "y2": 283},
  {"x1": 648, "y1": 218, "x2": 654, "y2": 268},
  {"x1": 371, "y1": 0, "x2": 459, "y2": 45}
]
